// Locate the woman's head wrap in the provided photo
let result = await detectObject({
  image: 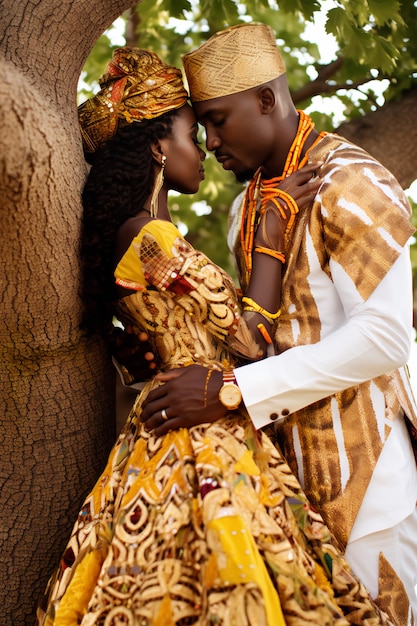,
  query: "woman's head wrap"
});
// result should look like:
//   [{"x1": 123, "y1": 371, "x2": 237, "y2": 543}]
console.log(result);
[
  {"x1": 182, "y1": 23, "x2": 286, "y2": 103},
  {"x1": 78, "y1": 47, "x2": 188, "y2": 155}
]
